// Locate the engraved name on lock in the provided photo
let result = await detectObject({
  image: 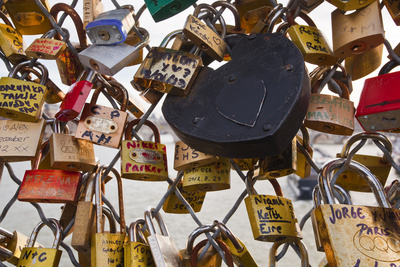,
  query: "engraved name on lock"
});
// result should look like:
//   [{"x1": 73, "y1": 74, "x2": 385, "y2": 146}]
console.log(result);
[{"x1": 84, "y1": 116, "x2": 118, "y2": 135}]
